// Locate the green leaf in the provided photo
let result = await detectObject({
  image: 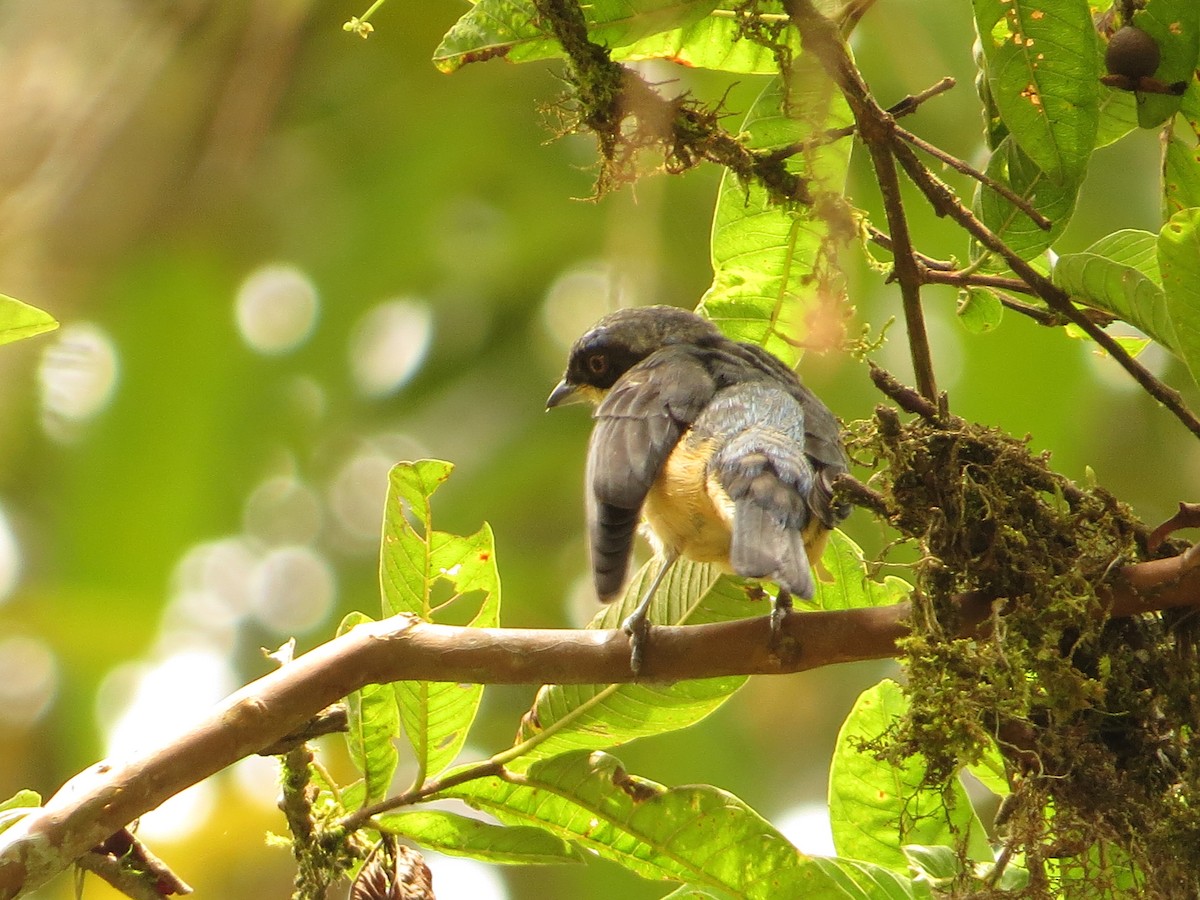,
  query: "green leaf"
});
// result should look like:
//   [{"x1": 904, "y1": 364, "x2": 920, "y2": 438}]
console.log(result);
[
  {"x1": 0, "y1": 295, "x2": 58, "y2": 347},
  {"x1": 433, "y1": 0, "x2": 719, "y2": 72},
  {"x1": 375, "y1": 809, "x2": 584, "y2": 864},
  {"x1": 699, "y1": 56, "x2": 854, "y2": 368},
  {"x1": 973, "y1": 0, "x2": 1099, "y2": 183},
  {"x1": 1095, "y1": 86, "x2": 1138, "y2": 148},
  {"x1": 659, "y1": 887, "x2": 739, "y2": 900},
  {"x1": 1131, "y1": 0, "x2": 1200, "y2": 129},
  {"x1": 443, "y1": 751, "x2": 928, "y2": 898},
  {"x1": 1164, "y1": 136, "x2": 1200, "y2": 220},
  {"x1": 956, "y1": 288, "x2": 1004, "y2": 335},
  {"x1": 964, "y1": 739, "x2": 1011, "y2": 797},
  {"x1": 808, "y1": 529, "x2": 910, "y2": 611},
  {"x1": 828, "y1": 680, "x2": 991, "y2": 873},
  {"x1": 339, "y1": 612, "x2": 401, "y2": 806},
  {"x1": 1159, "y1": 207, "x2": 1200, "y2": 385},
  {"x1": 382, "y1": 460, "x2": 500, "y2": 783},
  {"x1": 902, "y1": 844, "x2": 961, "y2": 886},
  {"x1": 615, "y1": 9, "x2": 796, "y2": 74},
  {"x1": 0, "y1": 791, "x2": 41, "y2": 836},
  {"x1": 1053, "y1": 229, "x2": 1178, "y2": 353},
  {"x1": 974, "y1": 137, "x2": 1080, "y2": 266},
  {"x1": 509, "y1": 560, "x2": 749, "y2": 768}
]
